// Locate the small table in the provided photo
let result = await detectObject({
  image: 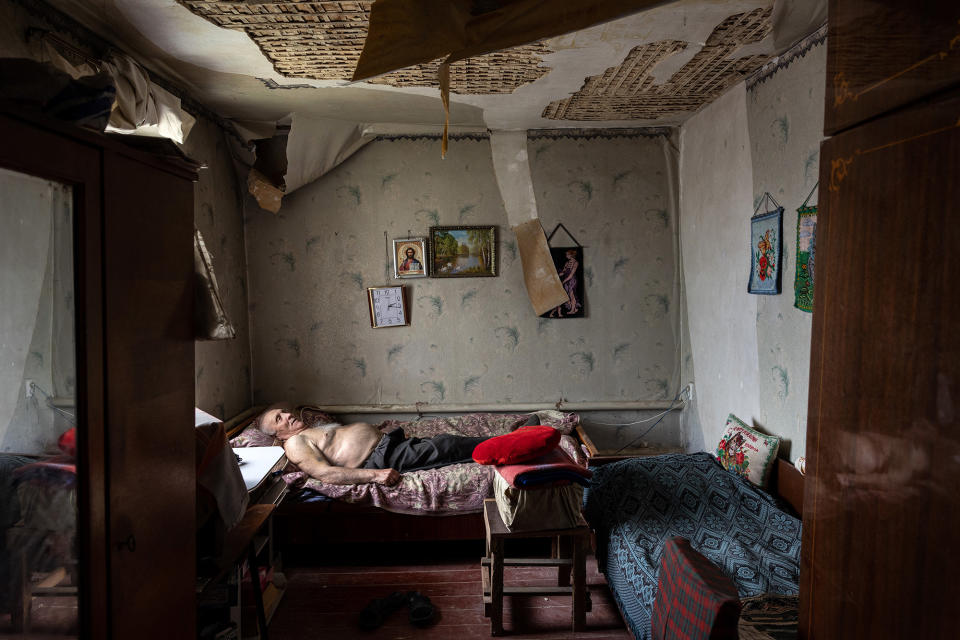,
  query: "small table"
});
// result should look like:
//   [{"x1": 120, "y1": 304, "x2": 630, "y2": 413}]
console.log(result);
[
  {"x1": 198, "y1": 504, "x2": 276, "y2": 640},
  {"x1": 481, "y1": 499, "x2": 591, "y2": 636},
  {"x1": 234, "y1": 446, "x2": 287, "y2": 503},
  {"x1": 575, "y1": 424, "x2": 682, "y2": 465}
]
